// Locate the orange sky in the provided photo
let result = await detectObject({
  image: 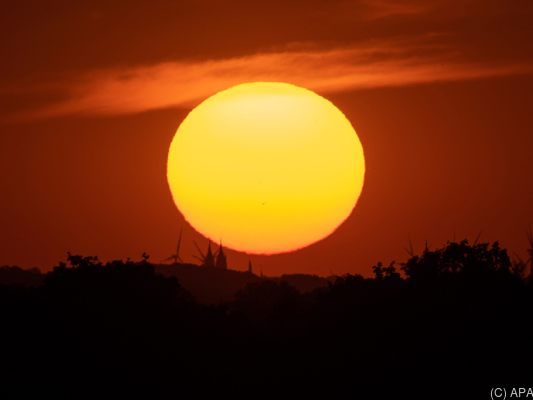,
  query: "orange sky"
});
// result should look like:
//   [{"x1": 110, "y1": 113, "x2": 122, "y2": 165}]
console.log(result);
[{"x1": 1, "y1": 0, "x2": 532, "y2": 275}]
